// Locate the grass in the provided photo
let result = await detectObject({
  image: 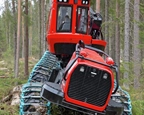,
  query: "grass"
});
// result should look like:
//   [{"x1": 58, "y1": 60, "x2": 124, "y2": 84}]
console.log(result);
[
  {"x1": 0, "y1": 56, "x2": 38, "y2": 115},
  {"x1": 0, "y1": 78, "x2": 27, "y2": 115},
  {"x1": 0, "y1": 104, "x2": 19, "y2": 115},
  {"x1": 129, "y1": 88, "x2": 144, "y2": 114}
]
